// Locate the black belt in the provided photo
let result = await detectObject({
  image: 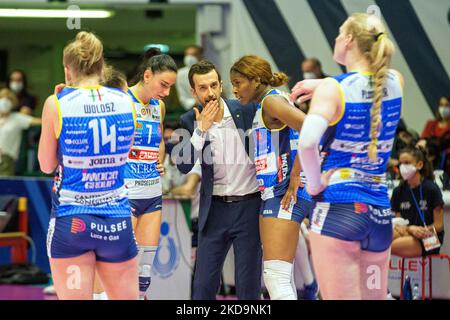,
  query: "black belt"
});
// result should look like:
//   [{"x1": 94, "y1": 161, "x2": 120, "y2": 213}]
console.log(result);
[{"x1": 212, "y1": 192, "x2": 260, "y2": 203}]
